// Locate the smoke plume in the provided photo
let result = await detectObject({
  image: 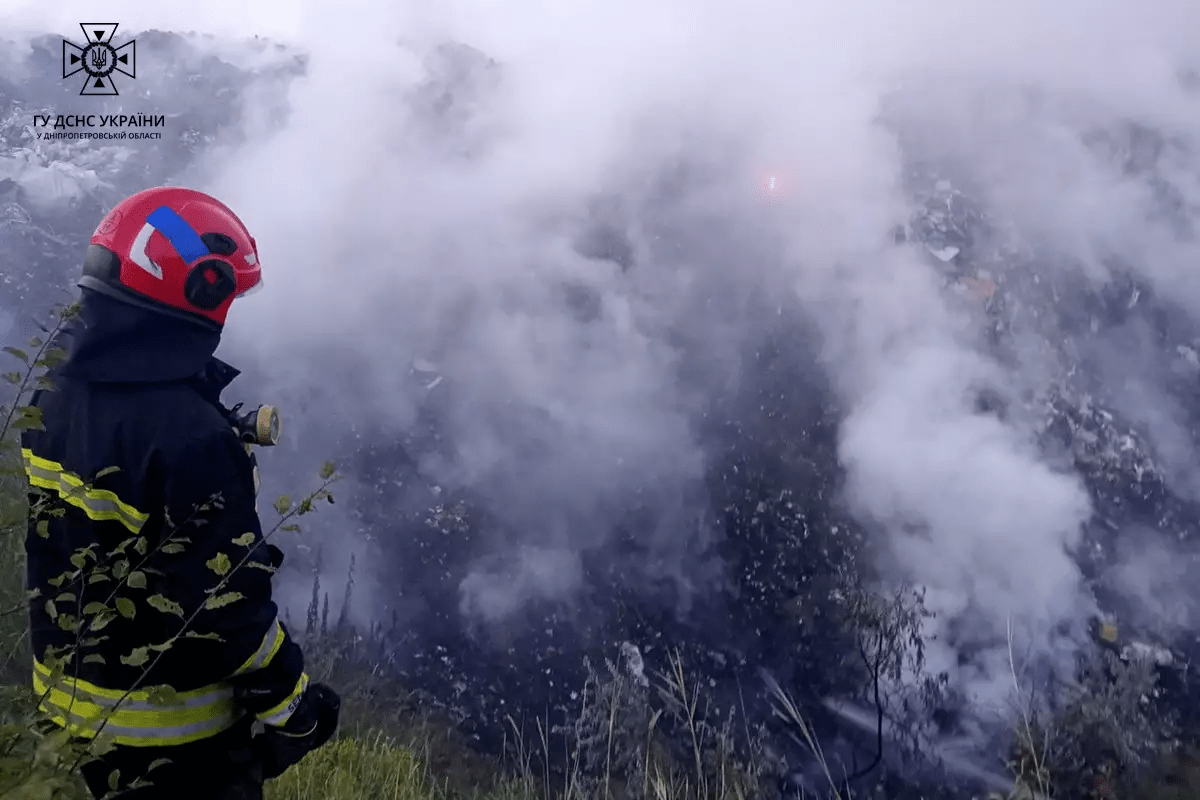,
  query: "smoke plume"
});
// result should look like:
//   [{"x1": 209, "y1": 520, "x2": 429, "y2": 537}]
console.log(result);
[{"x1": 6, "y1": 0, "x2": 1200, "y2": 725}]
